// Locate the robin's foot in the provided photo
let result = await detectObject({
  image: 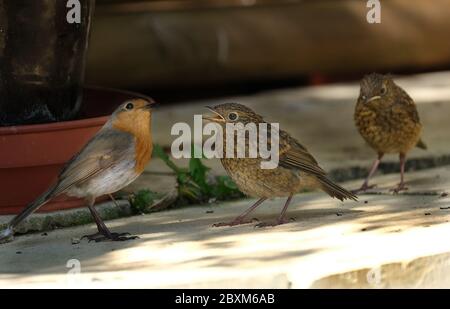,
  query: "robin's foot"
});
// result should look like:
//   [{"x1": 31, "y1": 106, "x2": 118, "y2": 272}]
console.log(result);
[
  {"x1": 255, "y1": 217, "x2": 294, "y2": 228},
  {"x1": 82, "y1": 231, "x2": 139, "y2": 242},
  {"x1": 390, "y1": 183, "x2": 408, "y2": 194},
  {"x1": 213, "y1": 217, "x2": 258, "y2": 227},
  {"x1": 351, "y1": 184, "x2": 377, "y2": 195}
]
